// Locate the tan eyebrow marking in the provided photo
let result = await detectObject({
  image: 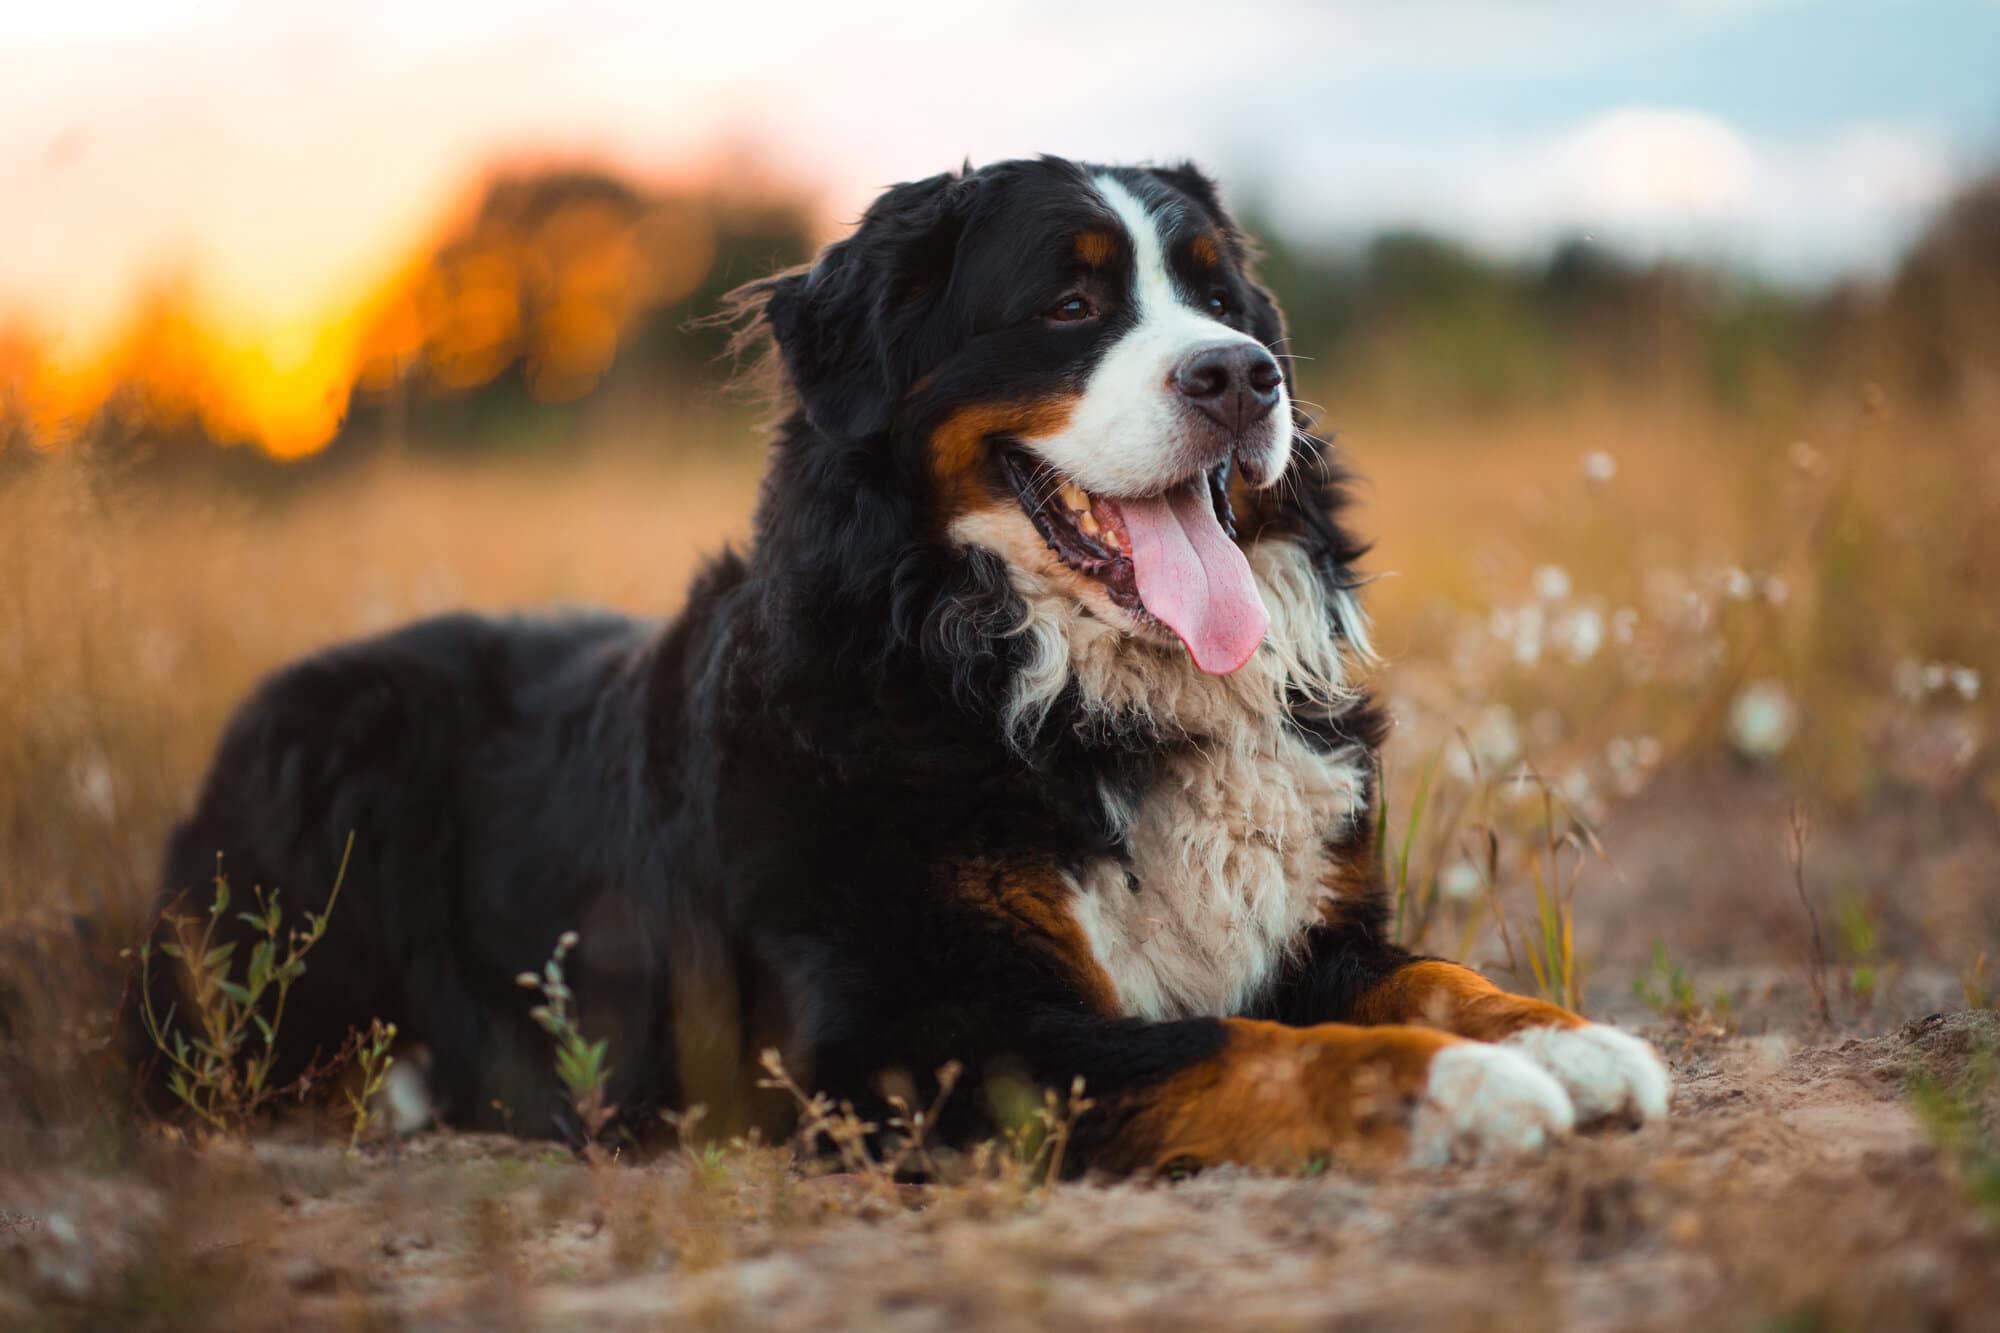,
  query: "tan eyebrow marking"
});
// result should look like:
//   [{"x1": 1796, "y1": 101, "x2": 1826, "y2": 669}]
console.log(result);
[
  {"x1": 1074, "y1": 229, "x2": 1116, "y2": 268},
  {"x1": 1189, "y1": 232, "x2": 1220, "y2": 269}
]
